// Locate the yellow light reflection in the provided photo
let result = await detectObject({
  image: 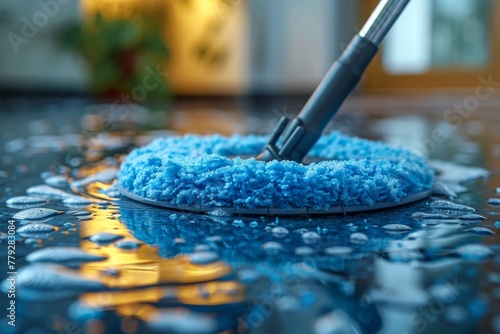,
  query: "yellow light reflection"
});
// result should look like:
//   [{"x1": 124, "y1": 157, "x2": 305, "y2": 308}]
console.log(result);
[
  {"x1": 86, "y1": 180, "x2": 118, "y2": 201},
  {"x1": 81, "y1": 280, "x2": 244, "y2": 309},
  {"x1": 73, "y1": 169, "x2": 244, "y2": 323},
  {"x1": 79, "y1": 210, "x2": 233, "y2": 288}
]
